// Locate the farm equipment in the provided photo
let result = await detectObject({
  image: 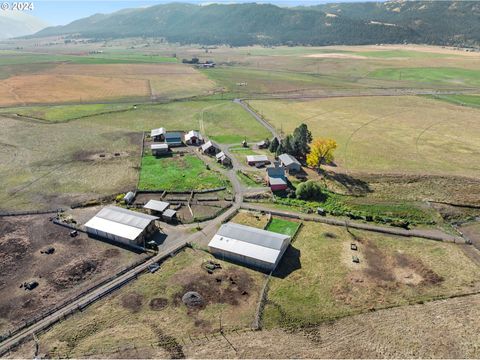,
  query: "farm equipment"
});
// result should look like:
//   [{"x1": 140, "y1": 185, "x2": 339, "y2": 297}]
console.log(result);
[
  {"x1": 317, "y1": 207, "x2": 326, "y2": 216},
  {"x1": 23, "y1": 281, "x2": 39, "y2": 291},
  {"x1": 70, "y1": 230, "x2": 78, "y2": 237},
  {"x1": 352, "y1": 256, "x2": 360, "y2": 264},
  {"x1": 351, "y1": 243, "x2": 358, "y2": 251},
  {"x1": 41, "y1": 247, "x2": 55, "y2": 255},
  {"x1": 147, "y1": 263, "x2": 160, "y2": 273},
  {"x1": 202, "y1": 260, "x2": 222, "y2": 274}
]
